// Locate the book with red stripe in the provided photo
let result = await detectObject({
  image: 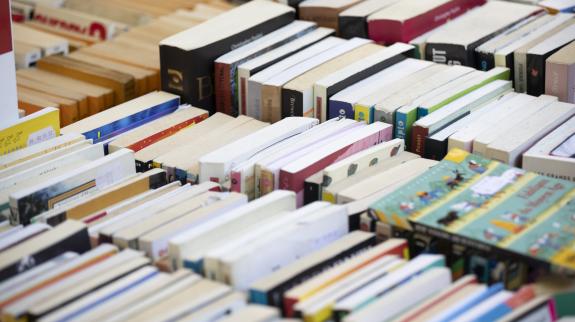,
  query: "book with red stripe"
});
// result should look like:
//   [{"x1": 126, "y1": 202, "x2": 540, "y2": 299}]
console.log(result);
[
  {"x1": 367, "y1": 0, "x2": 485, "y2": 45},
  {"x1": 279, "y1": 122, "x2": 392, "y2": 206}
]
